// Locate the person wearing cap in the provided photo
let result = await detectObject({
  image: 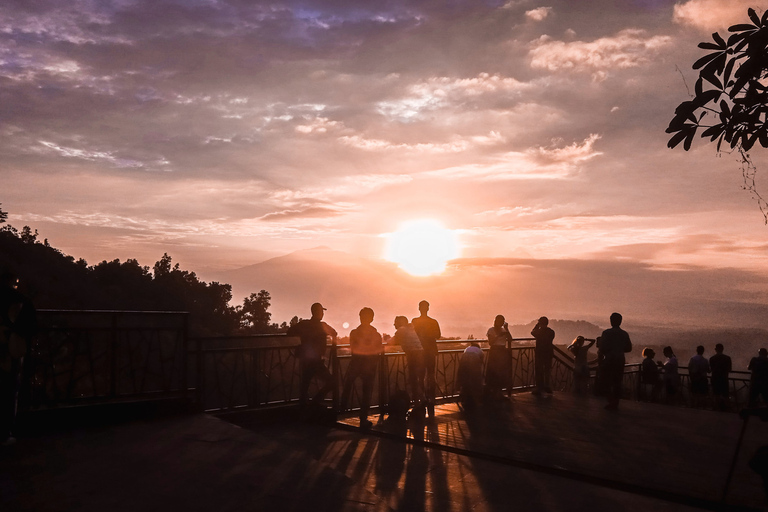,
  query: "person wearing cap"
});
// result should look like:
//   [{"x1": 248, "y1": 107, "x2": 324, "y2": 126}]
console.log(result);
[
  {"x1": 748, "y1": 348, "x2": 768, "y2": 407},
  {"x1": 531, "y1": 316, "x2": 555, "y2": 395},
  {"x1": 287, "y1": 302, "x2": 338, "y2": 408},
  {"x1": 339, "y1": 307, "x2": 383, "y2": 429},
  {"x1": 597, "y1": 312, "x2": 632, "y2": 410},
  {"x1": 412, "y1": 300, "x2": 441, "y2": 417}
]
